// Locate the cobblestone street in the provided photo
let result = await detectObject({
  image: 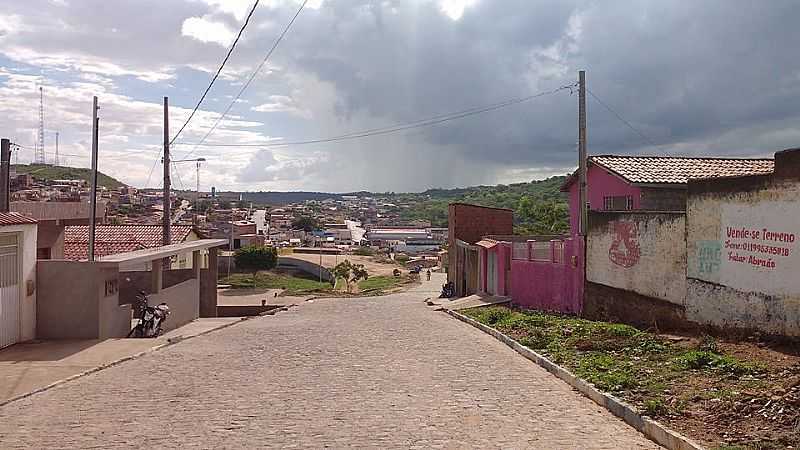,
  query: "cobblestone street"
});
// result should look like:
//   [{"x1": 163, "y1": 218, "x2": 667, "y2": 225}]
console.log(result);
[{"x1": 0, "y1": 279, "x2": 658, "y2": 449}]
